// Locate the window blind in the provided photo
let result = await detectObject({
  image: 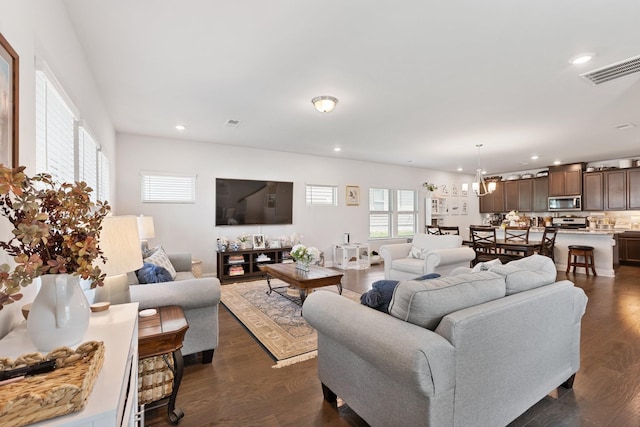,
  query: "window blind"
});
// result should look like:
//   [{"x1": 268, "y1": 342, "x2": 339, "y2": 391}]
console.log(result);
[
  {"x1": 306, "y1": 184, "x2": 337, "y2": 206},
  {"x1": 35, "y1": 71, "x2": 75, "y2": 184},
  {"x1": 141, "y1": 172, "x2": 196, "y2": 203}
]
